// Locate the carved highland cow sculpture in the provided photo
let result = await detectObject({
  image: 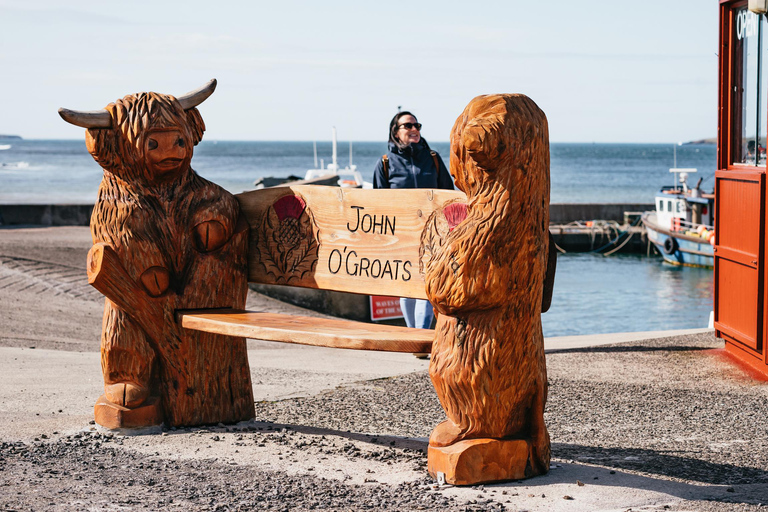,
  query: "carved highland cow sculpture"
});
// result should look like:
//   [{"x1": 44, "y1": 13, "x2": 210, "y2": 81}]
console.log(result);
[
  {"x1": 424, "y1": 94, "x2": 551, "y2": 484},
  {"x1": 59, "y1": 80, "x2": 255, "y2": 428}
]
